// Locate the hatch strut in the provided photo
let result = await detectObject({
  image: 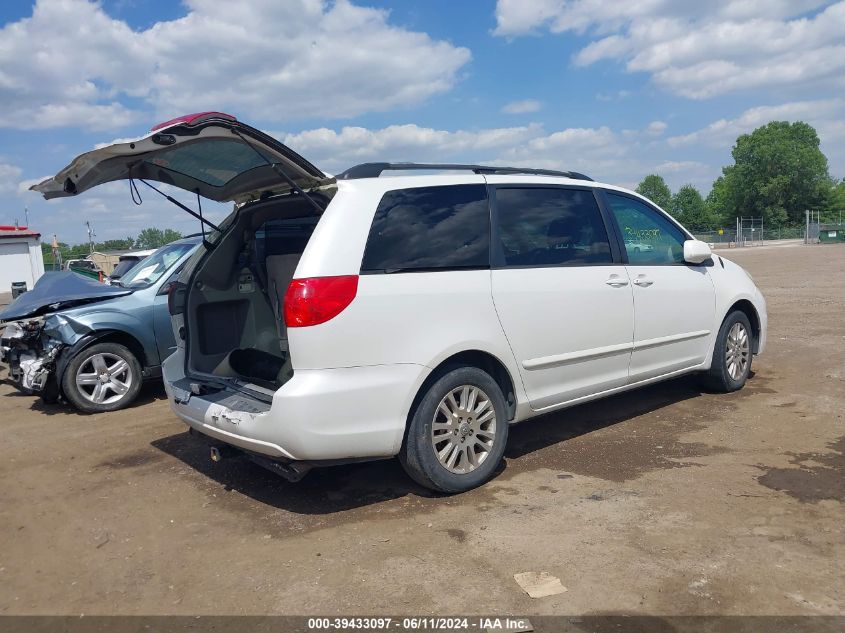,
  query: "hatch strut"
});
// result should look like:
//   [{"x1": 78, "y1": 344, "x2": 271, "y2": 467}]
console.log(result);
[
  {"x1": 130, "y1": 176, "x2": 221, "y2": 233},
  {"x1": 228, "y1": 126, "x2": 324, "y2": 214}
]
